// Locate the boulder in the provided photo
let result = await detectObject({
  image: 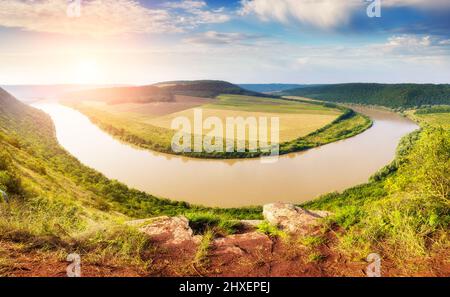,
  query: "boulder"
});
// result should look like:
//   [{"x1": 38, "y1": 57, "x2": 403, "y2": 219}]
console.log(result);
[
  {"x1": 213, "y1": 232, "x2": 273, "y2": 256},
  {"x1": 239, "y1": 220, "x2": 264, "y2": 231},
  {"x1": 127, "y1": 216, "x2": 202, "y2": 246},
  {"x1": 263, "y1": 203, "x2": 331, "y2": 234}
]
